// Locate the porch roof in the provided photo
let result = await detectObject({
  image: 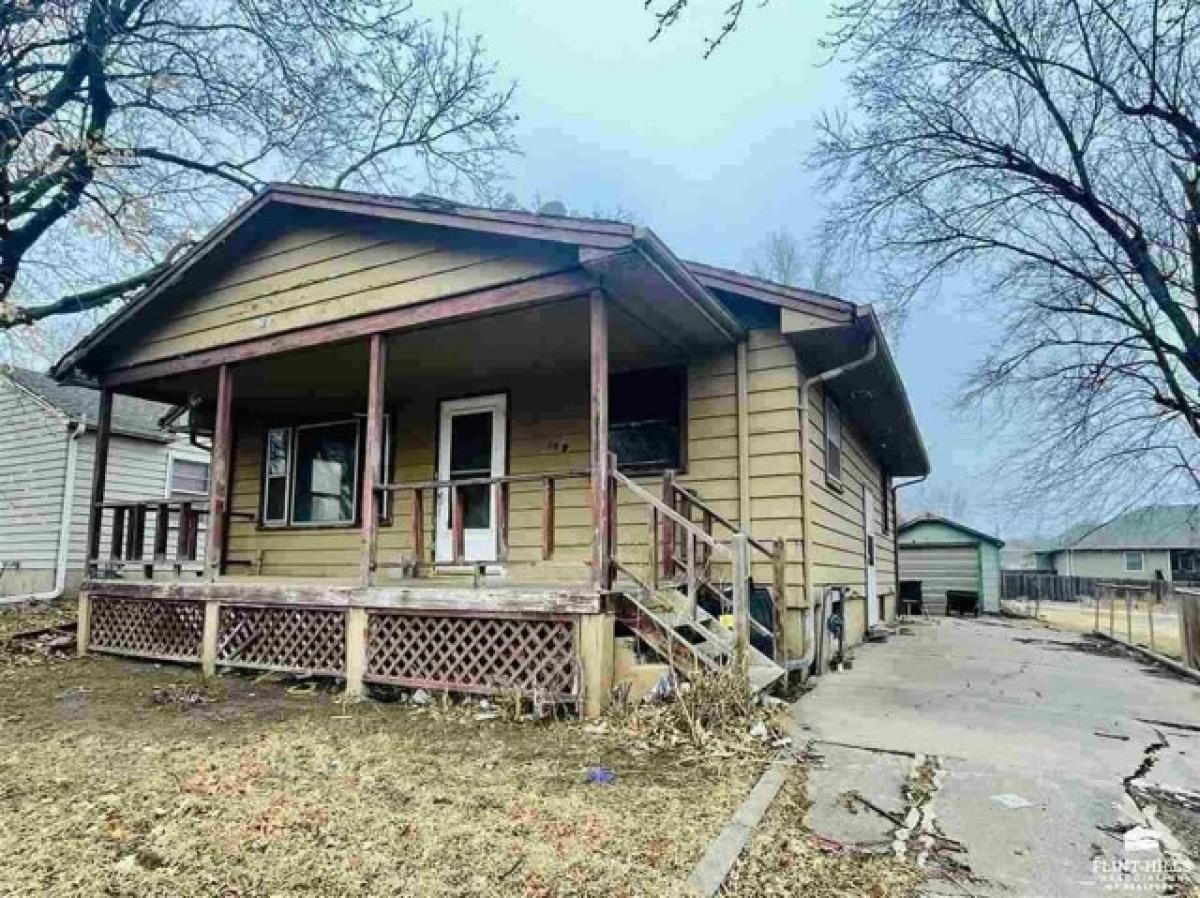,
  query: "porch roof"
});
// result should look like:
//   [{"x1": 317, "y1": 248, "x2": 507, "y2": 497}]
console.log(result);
[{"x1": 51, "y1": 183, "x2": 742, "y2": 385}]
